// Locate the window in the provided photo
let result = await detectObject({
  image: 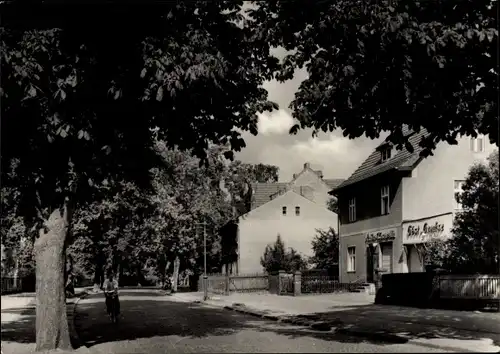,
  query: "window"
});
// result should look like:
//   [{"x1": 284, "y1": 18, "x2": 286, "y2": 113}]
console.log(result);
[
  {"x1": 282, "y1": 206, "x2": 287, "y2": 215},
  {"x1": 347, "y1": 246, "x2": 356, "y2": 272},
  {"x1": 454, "y1": 180, "x2": 465, "y2": 209},
  {"x1": 381, "y1": 147, "x2": 392, "y2": 162},
  {"x1": 295, "y1": 206, "x2": 300, "y2": 216},
  {"x1": 348, "y1": 198, "x2": 356, "y2": 222},
  {"x1": 381, "y1": 185, "x2": 390, "y2": 215},
  {"x1": 470, "y1": 136, "x2": 485, "y2": 152}
]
